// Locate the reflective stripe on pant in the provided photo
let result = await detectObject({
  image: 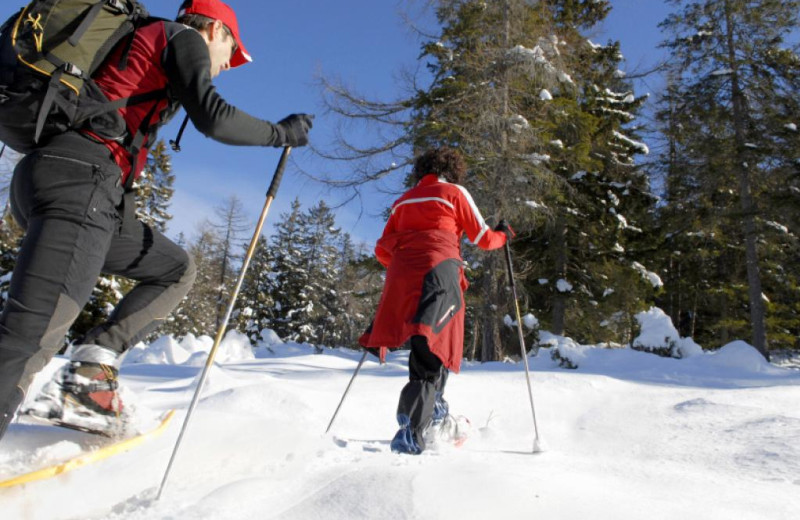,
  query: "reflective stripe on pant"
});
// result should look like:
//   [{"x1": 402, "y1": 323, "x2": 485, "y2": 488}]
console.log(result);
[
  {"x1": 0, "y1": 142, "x2": 194, "y2": 440},
  {"x1": 396, "y1": 335, "x2": 449, "y2": 447}
]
